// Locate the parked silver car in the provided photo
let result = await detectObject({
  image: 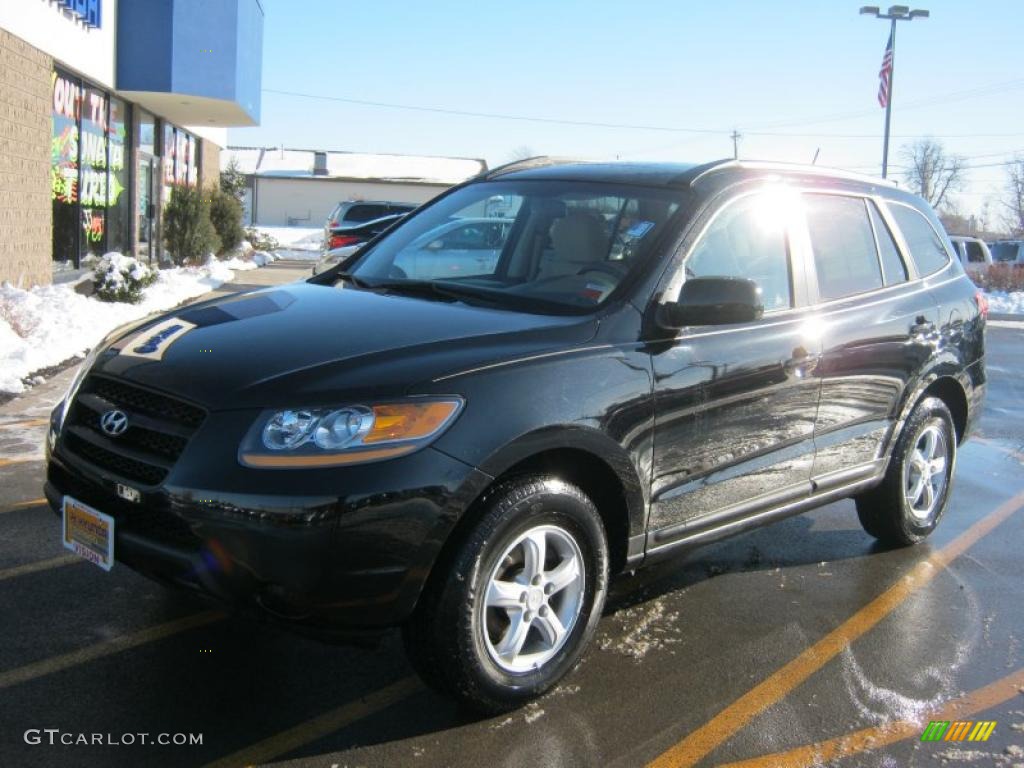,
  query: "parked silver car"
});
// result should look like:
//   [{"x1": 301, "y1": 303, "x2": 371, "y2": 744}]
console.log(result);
[
  {"x1": 393, "y1": 217, "x2": 513, "y2": 279},
  {"x1": 948, "y1": 235, "x2": 993, "y2": 276}
]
